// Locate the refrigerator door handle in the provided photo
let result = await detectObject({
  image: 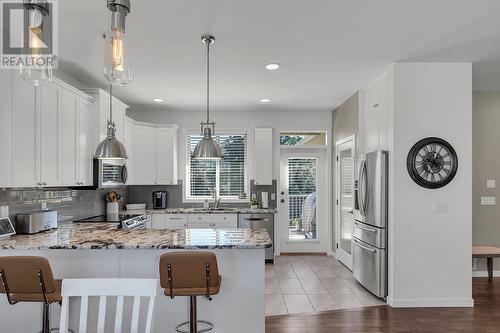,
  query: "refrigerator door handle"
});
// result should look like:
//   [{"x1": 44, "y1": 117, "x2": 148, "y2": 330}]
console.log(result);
[
  {"x1": 358, "y1": 160, "x2": 368, "y2": 216},
  {"x1": 354, "y1": 222, "x2": 377, "y2": 233},
  {"x1": 354, "y1": 238, "x2": 376, "y2": 253}
]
